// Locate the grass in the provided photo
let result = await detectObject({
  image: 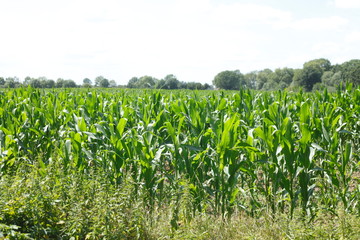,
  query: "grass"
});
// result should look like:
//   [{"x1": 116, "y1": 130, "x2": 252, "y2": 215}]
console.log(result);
[{"x1": 1, "y1": 162, "x2": 359, "y2": 239}]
